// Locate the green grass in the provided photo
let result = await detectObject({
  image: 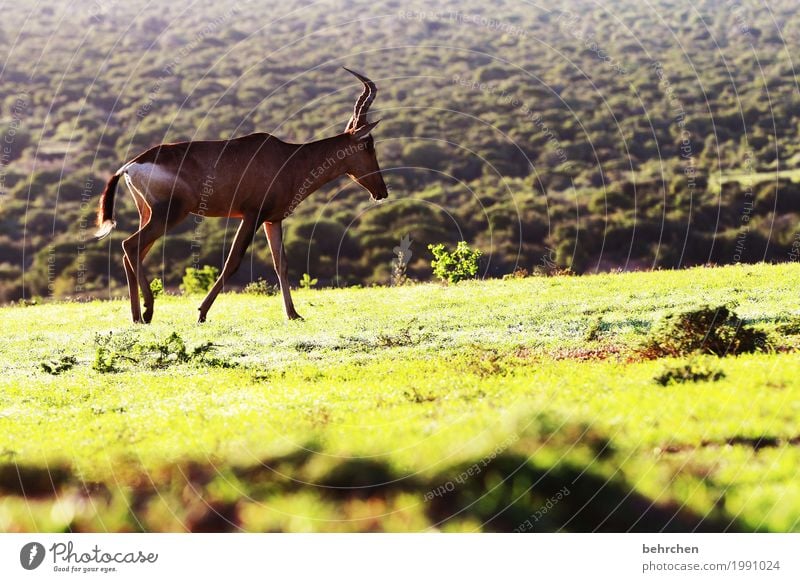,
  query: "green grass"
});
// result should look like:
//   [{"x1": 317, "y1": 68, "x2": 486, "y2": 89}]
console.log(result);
[{"x1": 1, "y1": 263, "x2": 800, "y2": 532}]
